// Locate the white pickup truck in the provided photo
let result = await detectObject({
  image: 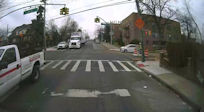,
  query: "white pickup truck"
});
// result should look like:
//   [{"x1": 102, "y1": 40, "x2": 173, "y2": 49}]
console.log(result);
[{"x1": 0, "y1": 45, "x2": 44, "y2": 97}]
